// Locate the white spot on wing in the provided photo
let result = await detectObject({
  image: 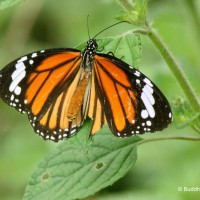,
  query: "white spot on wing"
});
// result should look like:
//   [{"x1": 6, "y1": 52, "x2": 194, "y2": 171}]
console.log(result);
[
  {"x1": 144, "y1": 83, "x2": 153, "y2": 94},
  {"x1": 142, "y1": 84, "x2": 155, "y2": 105},
  {"x1": 136, "y1": 79, "x2": 140, "y2": 84},
  {"x1": 63, "y1": 133, "x2": 68, "y2": 137},
  {"x1": 10, "y1": 94, "x2": 14, "y2": 101},
  {"x1": 51, "y1": 136, "x2": 55, "y2": 140},
  {"x1": 143, "y1": 78, "x2": 153, "y2": 87},
  {"x1": 131, "y1": 120, "x2": 135, "y2": 124},
  {"x1": 70, "y1": 129, "x2": 76, "y2": 135},
  {"x1": 31, "y1": 53, "x2": 37, "y2": 58},
  {"x1": 53, "y1": 131, "x2": 57, "y2": 135},
  {"x1": 12, "y1": 62, "x2": 26, "y2": 80},
  {"x1": 14, "y1": 86, "x2": 21, "y2": 95},
  {"x1": 29, "y1": 60, "x2": 34, "y2": 65},
  {"x1": 146, "y1": 120, "x2": 152, "y2": 126},
  {"x1": 134, "y1": 70, "x2": 141, "y2": 77},
  {"x1": 141, "y1": 109, "x2": 148, "y2": 119},
  {"x1": 141, "y1": 92, "x2": 155, "y2": 118},
  {"x1": 17, "y1": 56, "x2": 27, "y2": 63},
  {"x1": 9, "y1": 70, "x2": 26, "y2": 92},
  {"x1": 39, "y1": 132, "x2": 43, "y2": 136}
]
